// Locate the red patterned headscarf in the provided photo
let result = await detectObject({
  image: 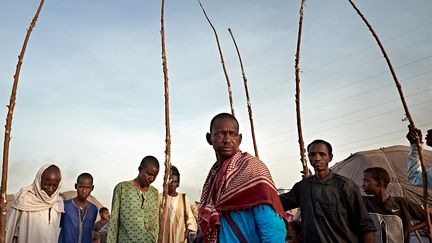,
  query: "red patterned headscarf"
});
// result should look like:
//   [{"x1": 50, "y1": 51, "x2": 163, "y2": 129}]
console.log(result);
[{"x1": 198, "y1": 151, "x2": 286, "y2": 242}]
